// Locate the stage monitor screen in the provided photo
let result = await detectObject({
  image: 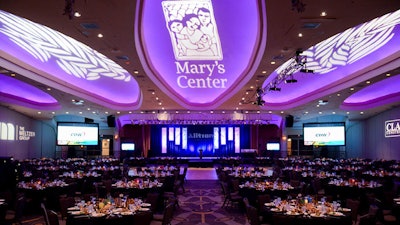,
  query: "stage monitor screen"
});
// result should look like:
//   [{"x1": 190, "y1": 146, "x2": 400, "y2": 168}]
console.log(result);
[
  {"x1": 121, "y1": 143, "x2": 135, "y2": 151},
  {"x1": 266, "y1": 142, "x2": 280, "y2": 151},
  {"x1": 303, "y1": 122, "x2": 345, "y2": 146},
  {"x1": 57, "y1": 122, "x2": 99, "y2": 146}
]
